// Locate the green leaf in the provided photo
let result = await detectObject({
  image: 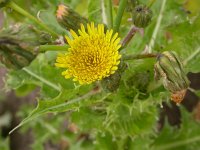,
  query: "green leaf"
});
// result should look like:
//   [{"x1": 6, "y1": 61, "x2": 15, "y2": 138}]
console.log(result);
[
  {"x1": 104, "y1": 96, "x2": 157, "y2": 137},
  {"x1": 88, "y1": 0, "x2": 102, "y2": 23},
  {"x1": 71, "y1": 107, "x2": 105, "y2": 131},
  {"x1": 6, "y1": 53, "x2": 74, "y2": 98},
  {"x1": 9, "y1": 86, "x2": 93, "y2": 134},
  {"x1": 164, "y1": 16, "x2": 200, "y2": 73}
]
